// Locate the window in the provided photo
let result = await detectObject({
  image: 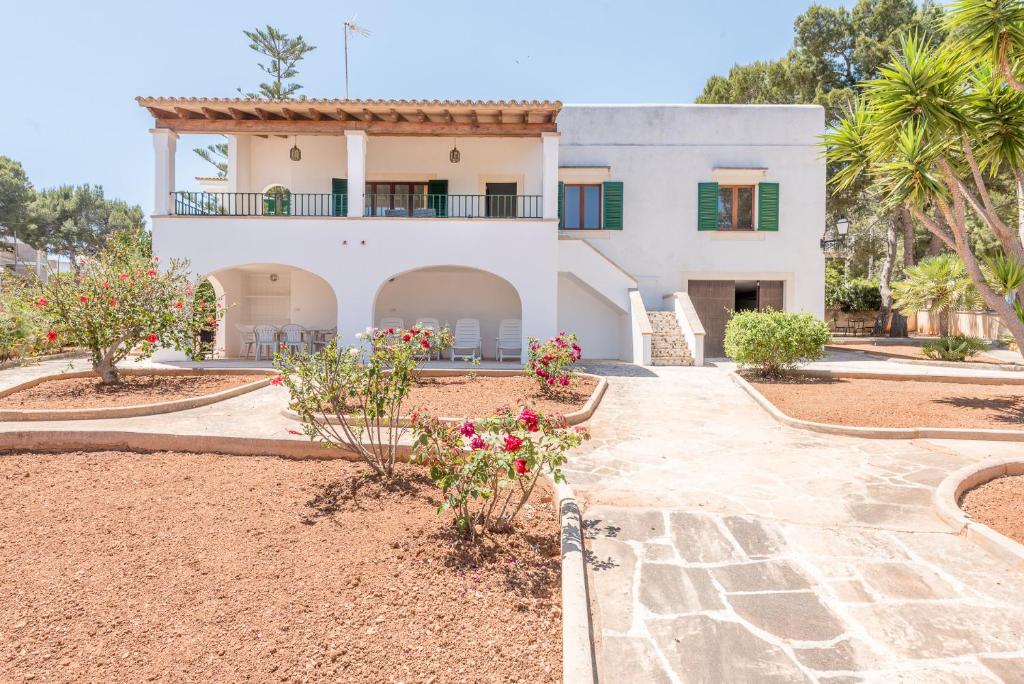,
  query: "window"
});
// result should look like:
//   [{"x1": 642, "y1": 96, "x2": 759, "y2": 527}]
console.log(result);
[
  {"x1": 365, "y1": 182, "x2": 428, "y2": 216},
  {"x1": 263, "y1": 185, "x2": 291, "y2": 216},
  {"x1": 717, "y1": 185, "x2": 754, "y2": 230},
  {"x1": 563, "y1": 184, "x2": 602, "y2": 229}
]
